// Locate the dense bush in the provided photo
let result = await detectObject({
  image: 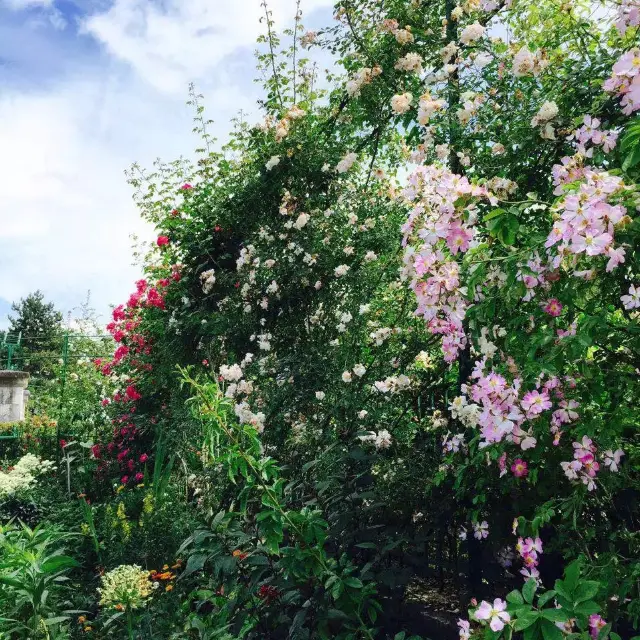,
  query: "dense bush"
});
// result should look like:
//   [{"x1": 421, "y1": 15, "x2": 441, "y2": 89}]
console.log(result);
[{"x1": 3, "y1": 0, "x2": 640, "y2": 637}]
